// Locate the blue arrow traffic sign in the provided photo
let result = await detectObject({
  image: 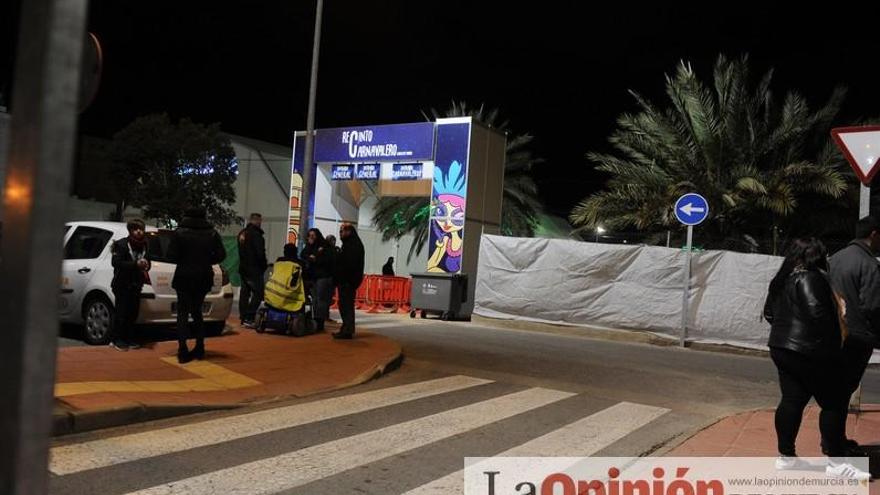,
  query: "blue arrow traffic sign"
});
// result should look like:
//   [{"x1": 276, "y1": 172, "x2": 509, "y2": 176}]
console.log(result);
[{"x1": 674, "y1": 193, "x2": 709, "y2": 226}]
